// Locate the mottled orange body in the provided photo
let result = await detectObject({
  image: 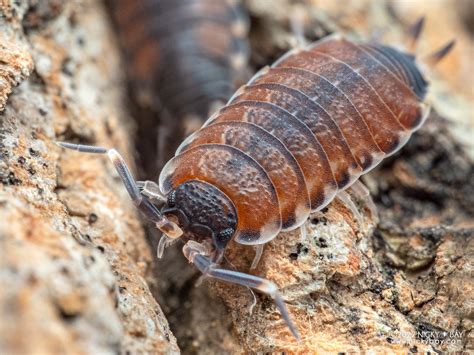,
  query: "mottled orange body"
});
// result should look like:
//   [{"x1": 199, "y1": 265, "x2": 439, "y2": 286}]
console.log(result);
[{"x1": 160, "y1": 36, "x2": 430, "y2": 245}]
